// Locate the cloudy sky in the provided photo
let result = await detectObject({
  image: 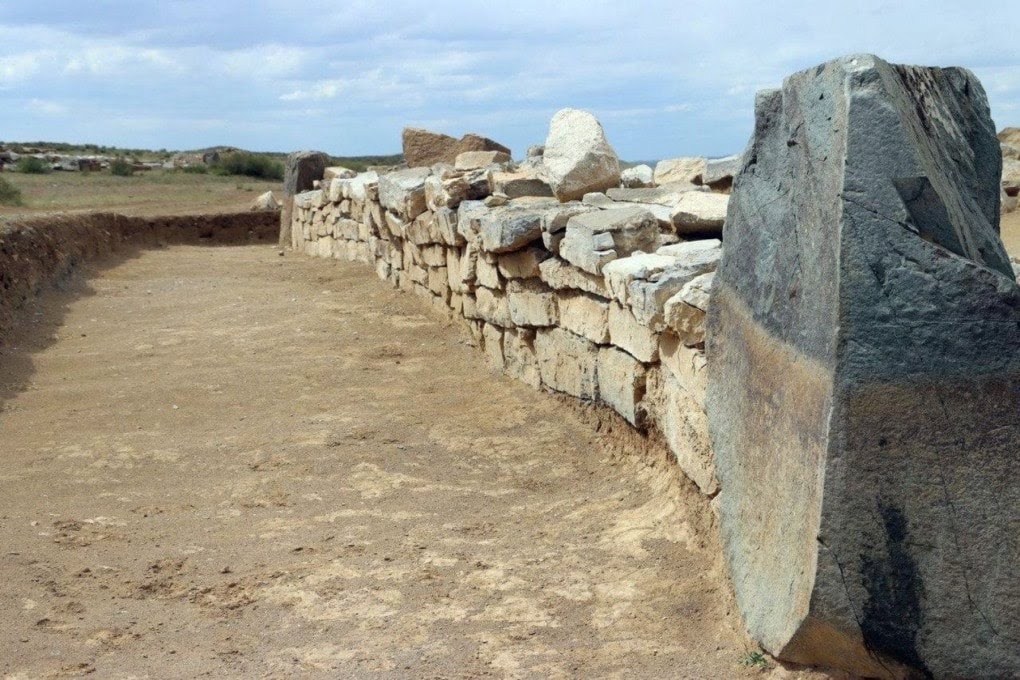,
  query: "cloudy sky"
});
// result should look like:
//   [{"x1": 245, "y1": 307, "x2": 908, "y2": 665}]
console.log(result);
[{"x1": 1, "y1": 1, "x2": 1017, "y2": 160}]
